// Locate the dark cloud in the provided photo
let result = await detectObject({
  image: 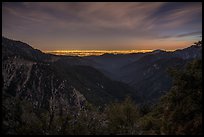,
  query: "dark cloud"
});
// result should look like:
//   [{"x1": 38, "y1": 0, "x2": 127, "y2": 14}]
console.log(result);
[
  {"x1": 158, "y1": 31, "x2": 202, "y2": 39},
  {"x1": 176, "y1": 31, "x2": 202, "y2": 38}
]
